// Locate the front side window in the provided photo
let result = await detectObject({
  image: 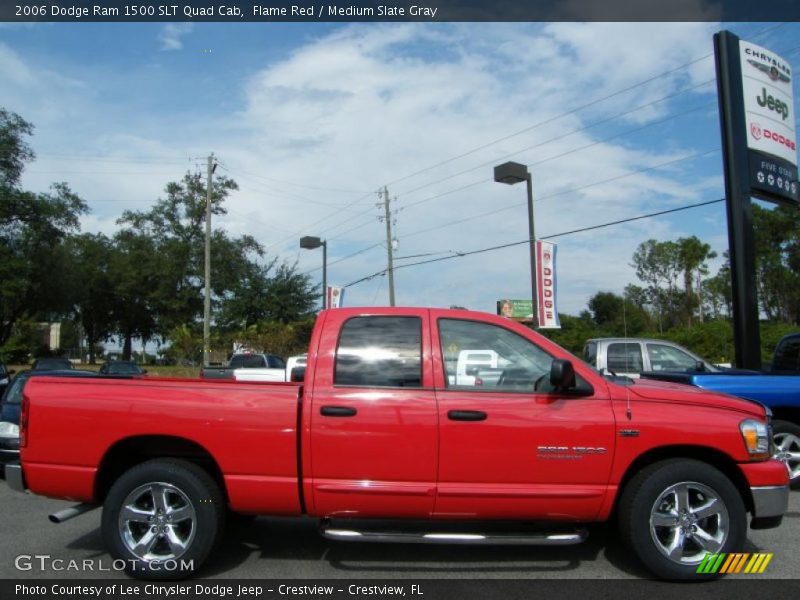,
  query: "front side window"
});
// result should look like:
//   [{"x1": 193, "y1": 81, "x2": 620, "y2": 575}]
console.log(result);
[
  {"x1": 335, "y1": 317, "x2": 422, "y2": 388},
  {"x1": 607, "y1": 343, "x2": 644, "y2": 373},
  {"x1": 646, "y1": 343, "x2": 698, "y2": 371},
  {"x1": 439, "y1": 319, "x2": 553, "y2": 392}
]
